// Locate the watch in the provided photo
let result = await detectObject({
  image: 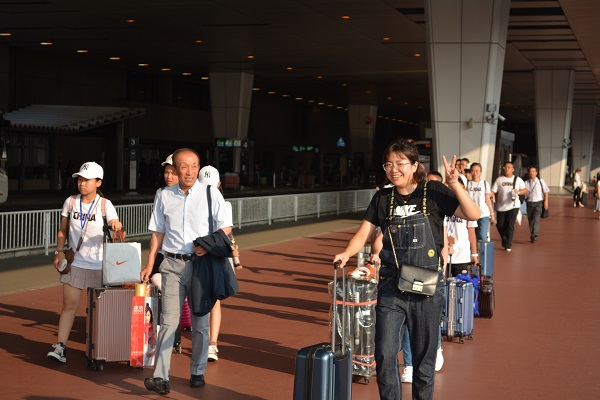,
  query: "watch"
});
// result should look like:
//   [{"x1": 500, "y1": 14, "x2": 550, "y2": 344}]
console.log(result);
[{"x1": 55, "y1": 250, "x2": 64, "y2": 255}]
